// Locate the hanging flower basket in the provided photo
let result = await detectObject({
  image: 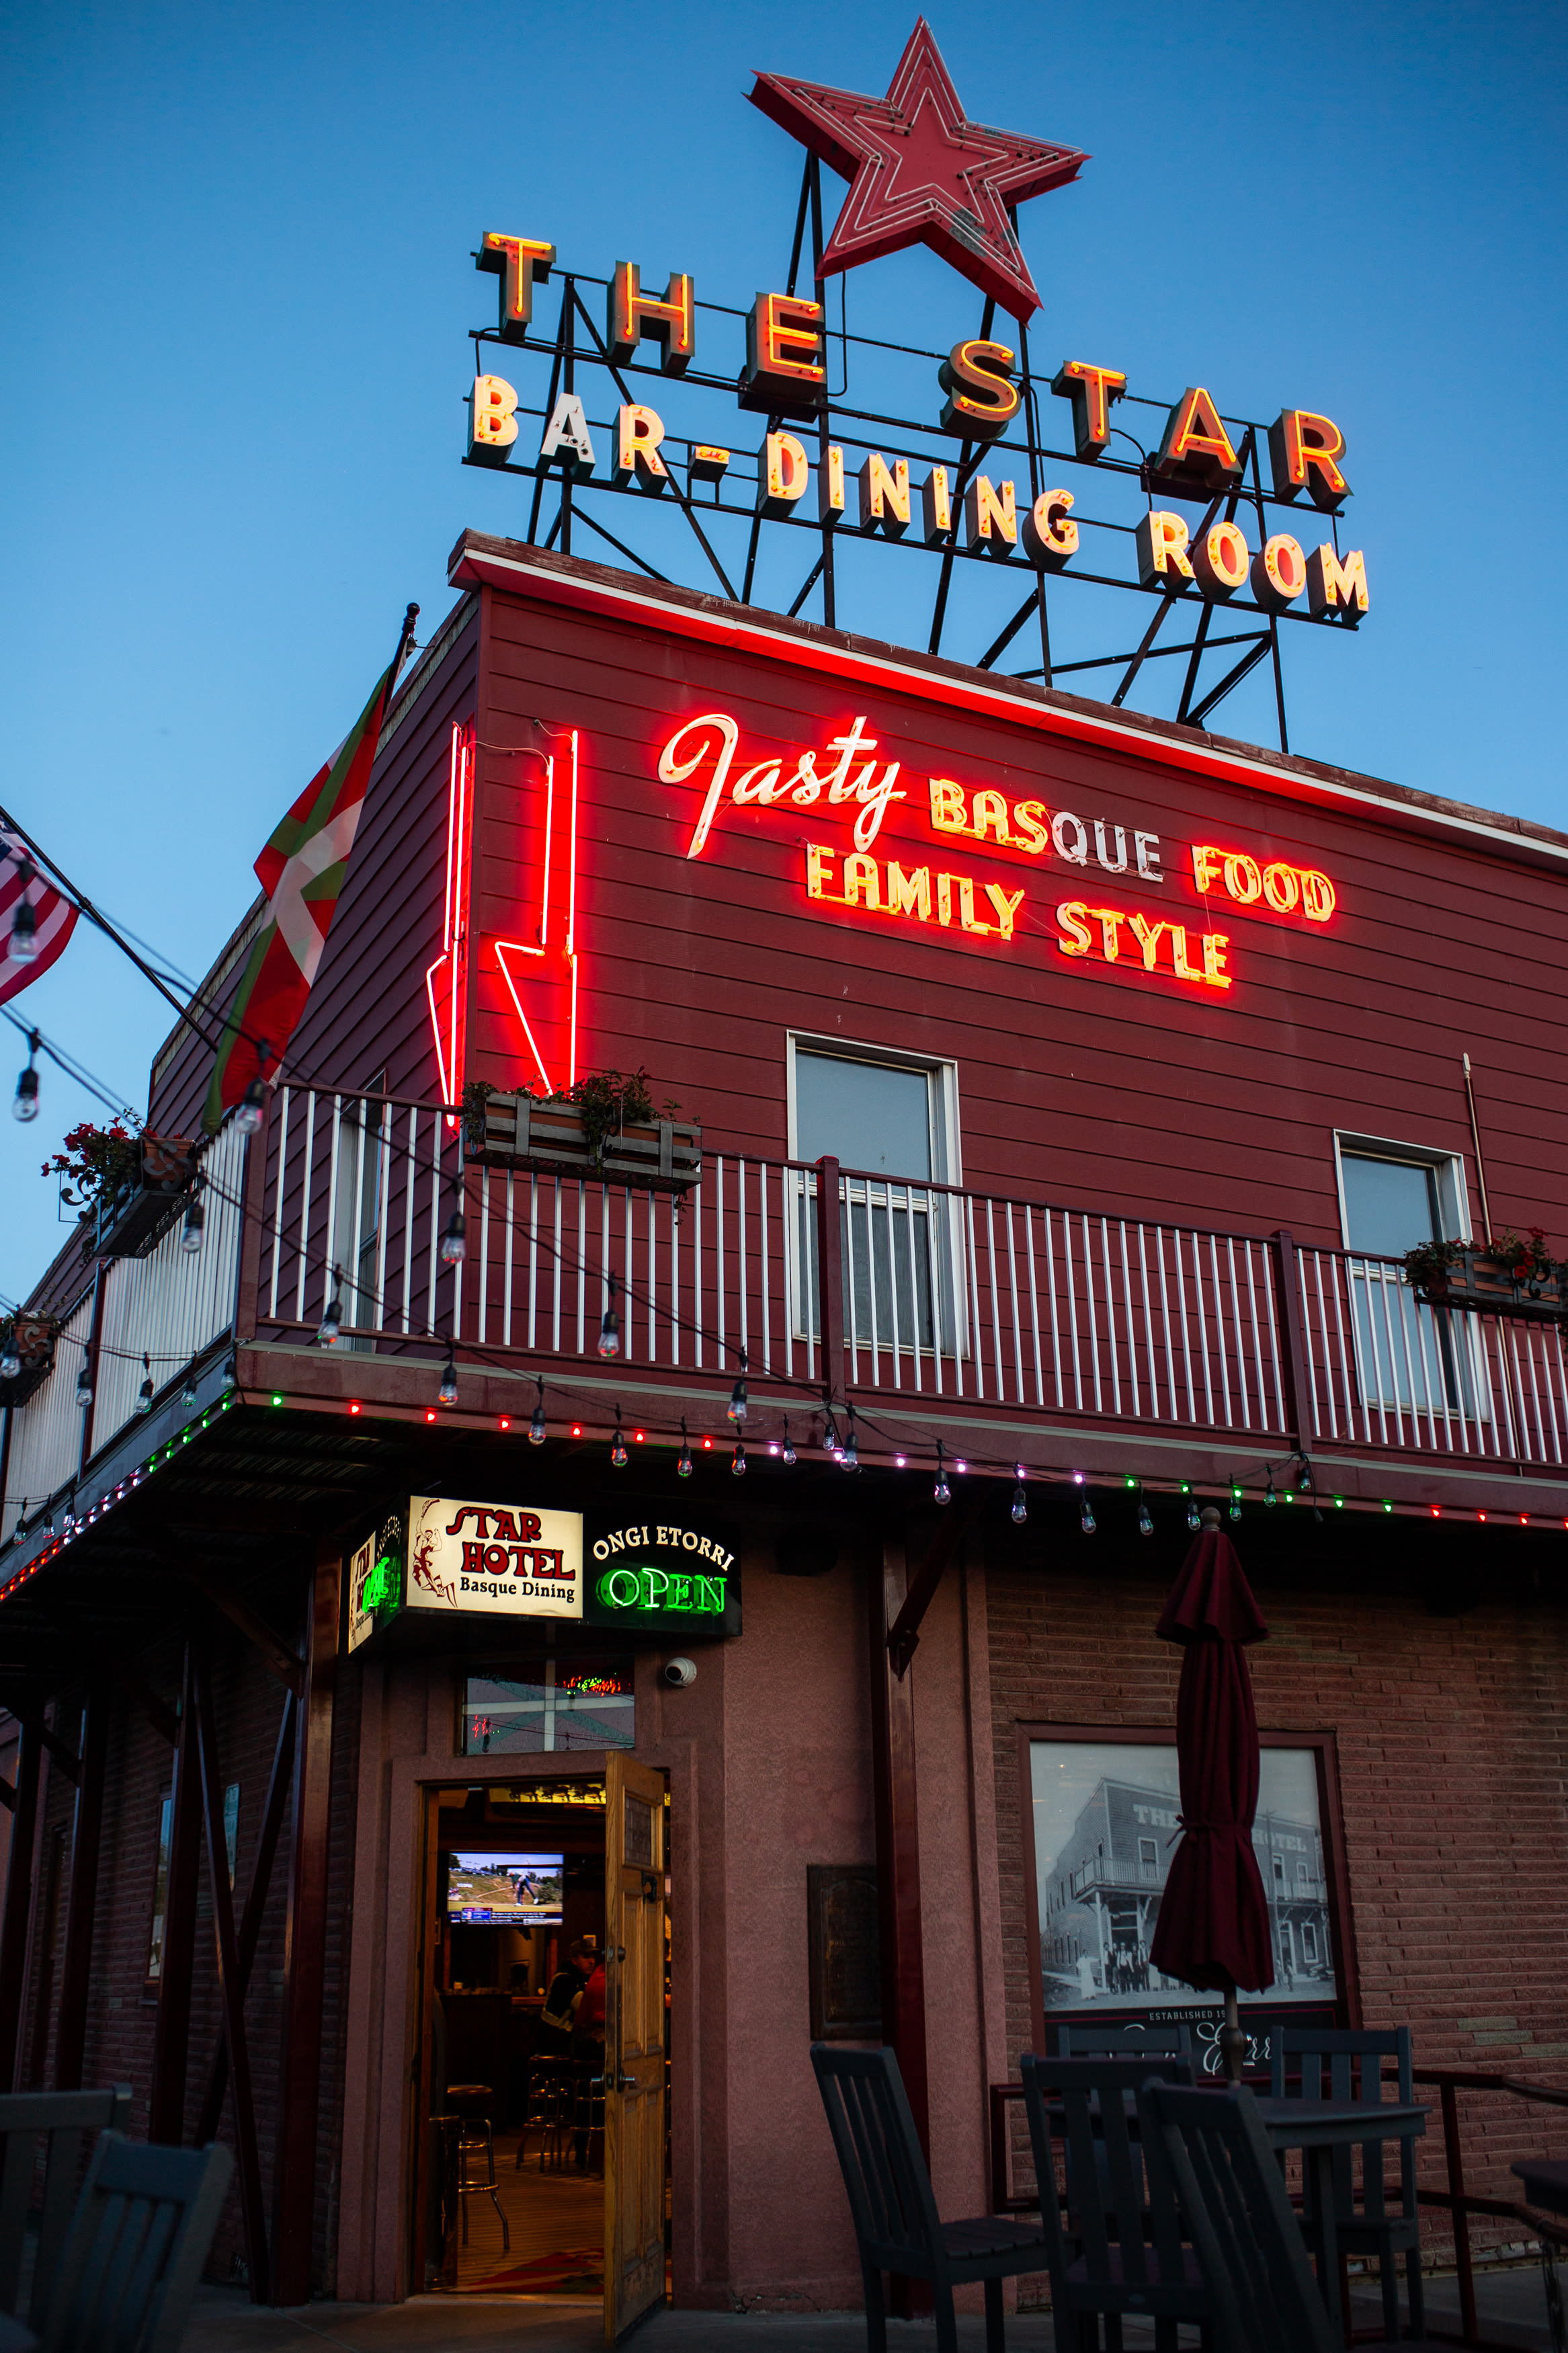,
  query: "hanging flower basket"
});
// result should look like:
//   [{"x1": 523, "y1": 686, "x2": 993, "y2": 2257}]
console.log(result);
[
  {"x1": 0, "y1": 1313, "x2": 60, "y2": 1407},
  {"x1": 1404, "y1": 1231, "x2": 1568, "y2": 1324},
  {"x1": 465, "y1": 1078, "x2": 700, "y2": 1195},
  {"x1": 92, "y1": 1135, "x2": 200, "y2": 1260}
]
